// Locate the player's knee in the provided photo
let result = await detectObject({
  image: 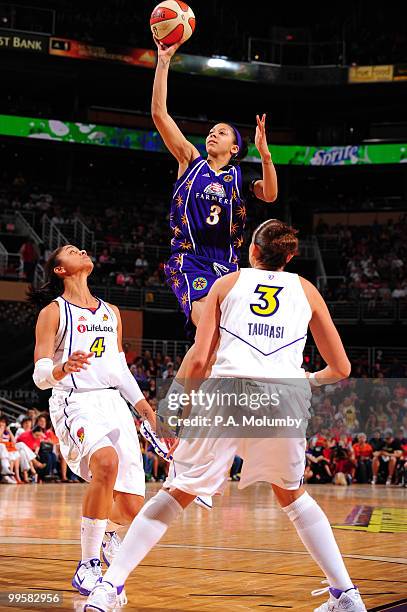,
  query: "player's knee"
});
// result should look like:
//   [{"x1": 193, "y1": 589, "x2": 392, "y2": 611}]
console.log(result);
[
  {"x1": 271, "y1": 483, "x2": 305, "y2": 507},
  {"x1": 90, "y1": 448, "x2": 119, "y2": 483}
]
